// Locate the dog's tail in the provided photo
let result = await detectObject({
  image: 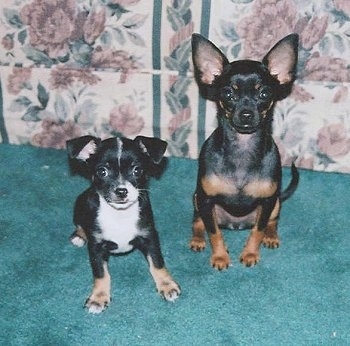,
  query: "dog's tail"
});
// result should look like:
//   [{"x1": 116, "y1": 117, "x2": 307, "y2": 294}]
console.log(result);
[{"x1": 280, "y1": 163, "x2": 299, "y2": 202}]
